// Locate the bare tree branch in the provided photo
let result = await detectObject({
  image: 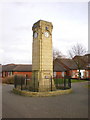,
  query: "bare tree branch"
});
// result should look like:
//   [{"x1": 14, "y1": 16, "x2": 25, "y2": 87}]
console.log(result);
[
  {"x1": 68, "y1": 43, "x2": 86, "y2": 79},
  {"x1": 53, "y1": 48, "x2": 66, "y2": 60}
]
